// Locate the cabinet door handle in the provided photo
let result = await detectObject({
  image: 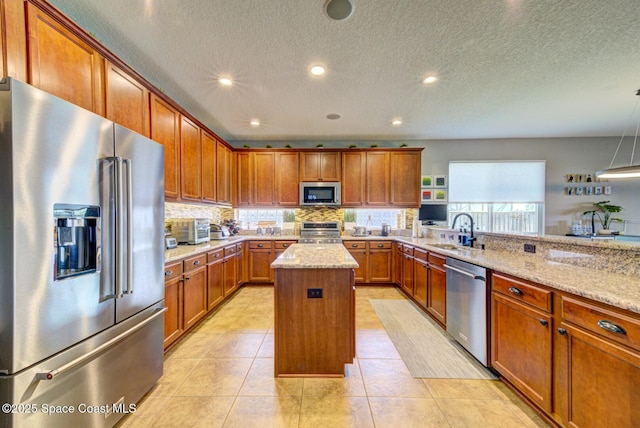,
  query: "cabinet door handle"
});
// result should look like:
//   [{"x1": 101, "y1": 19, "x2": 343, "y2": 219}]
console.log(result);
[
  {"x1": 165, "y1": 270, "x2": 173, "y2": 276},
  {"x1": 597, "y1": 320, "x2": 627, "y2": 335},
  {"x1": 539, "y1": 319, "x2": 548, "y2": 326},
  {"x1": 557, "y1": 328, "x2": 567, "y2": 335},
  {"x1": 185, "y1": 276, "x2": 191, "y2": 281},
  {"x1": 508, "y1": 286, "x2": 523, "y2": 296}
]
